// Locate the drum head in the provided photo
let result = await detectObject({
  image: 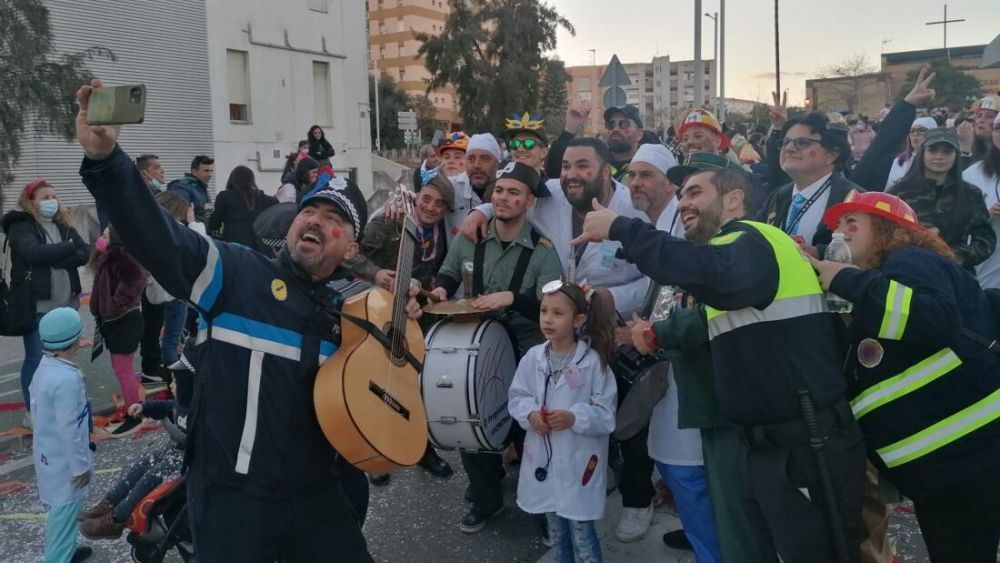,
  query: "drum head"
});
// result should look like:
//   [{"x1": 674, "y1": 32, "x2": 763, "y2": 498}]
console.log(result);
[{"x1": 468, "y1": 319, "x2": 517, "y2": 450}]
